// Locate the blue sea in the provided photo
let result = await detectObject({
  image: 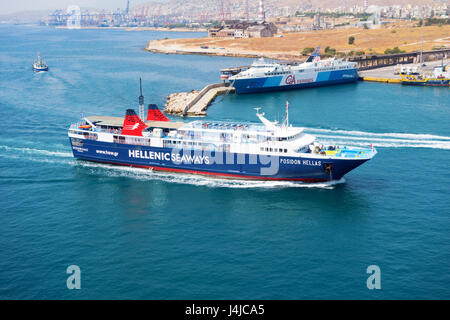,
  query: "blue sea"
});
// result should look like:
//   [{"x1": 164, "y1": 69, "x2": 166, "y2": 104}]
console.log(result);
[{"x1": 0, "y1": 25, "x2": 449, "y2": 300}]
